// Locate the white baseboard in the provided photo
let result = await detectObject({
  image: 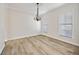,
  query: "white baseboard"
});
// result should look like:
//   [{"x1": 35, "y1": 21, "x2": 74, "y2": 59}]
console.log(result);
[
  {"x1": 5, "y1": 33, "x2": 79, "y2": 47},
  {"x1": 43, "y1": 33, "x2": 79, "y2": 47},
  {"x1": 5, "y1": 34, "x2": 40, "y2": 41}
]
